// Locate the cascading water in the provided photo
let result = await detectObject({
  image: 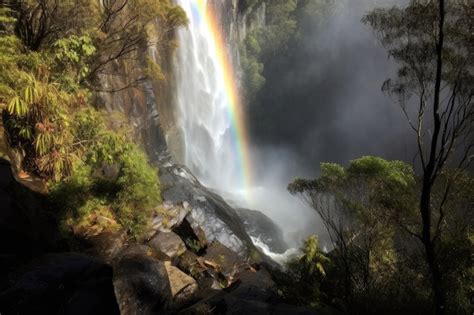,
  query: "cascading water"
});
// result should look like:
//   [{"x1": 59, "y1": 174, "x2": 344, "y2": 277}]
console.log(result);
[
  {"x1": 174, "y1": 0, "x2": 249, "y2": 196},
  {"x1": 173, "y1": 0, "x2": 323, "y2": 263}
]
